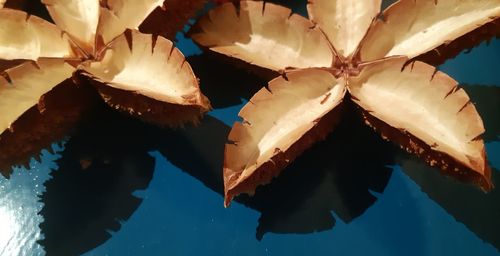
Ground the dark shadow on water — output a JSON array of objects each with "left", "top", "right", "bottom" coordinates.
[
  {"left": 188, "top": 53, "right": 265, "bottom": 109},
  {"left": 156, "top": 104, "right": 395, "bottom": 240},
  {"left": 238, "top": 111, "right": 395, "bottom": 240},
  {"left": 30, "top": 29, "right": 500, "bottom": 253},
  {"left": 385, "top": 82, "right": 500, "bottom": 251},
  {"left": 35, "top": 83, "right": 500, "bottom": 254},
  {"left": 397, "top": 84, "right": 500, "bottom": 251},
  {"left": 38, "top": 108, "right": 156, "bottom": 256},
  {"left": 398, "top": 158, "right": 500, "bottom": 250},
  {"left": 462, "top": 84, "right": 500, "bottom": 142}
]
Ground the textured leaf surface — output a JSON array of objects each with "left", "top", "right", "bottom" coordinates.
[
  {"left": 0, "top": 9, "right": 75, "bottom": 60},
  {"left": 307, "top": 0, "right": 381, "bottom": 58},
  {"left": 349, "top": 58, "right": 491, "bottom": 190},
  {"left": 0, "top": 58, "right": 75, "bottom": 135},
  {"left": 42, "top": 0, "right": 100, "bottom": 54},
  {"left": 224, "top": 69, "right": 346, "bottom": 206},
  {"left": 0, "top": 80, "right": 100, "bottom": 177},
  {"left": 191, "top": 1, "right": 334, "bottom": 72},
  {"left": 97, "top": 0, "right": 163, "bottom": 48},
  {"left": 82, "top": 30, "right": 210, "bottom": 126},
  {"left": 359, "top": 0, "right": 500, "bottom": 61}
]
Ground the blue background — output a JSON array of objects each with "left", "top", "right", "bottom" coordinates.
[{"left": 0, "top": 1, "right": 499, "bottom": 255}]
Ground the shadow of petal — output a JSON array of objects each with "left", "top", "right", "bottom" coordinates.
[
  {"left": 188, "top": 53, "right": 265, "bottom": 109},
  {"left": 397, "top": 156, "right": 500, "bottom": 250},
  {"left": 155, "top": 106, "right": 394, "bottom": 240},
  {"left": 37, "top": 108, "right": 156, "bottom": 256},
  {"left": 461, "top": 84, "right": 500, "bottom": 142},
  {"left": 238, "top": 112, "right": 395, "bottom": 239}
]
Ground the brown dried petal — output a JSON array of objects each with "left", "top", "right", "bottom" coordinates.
[
  {"left": 0, "top": 9, "right": 75, "bottom": 60},
  {"left": 224, "top": 69, "right": 346, "bottom": 206},
  {"left": 348, "top": 57, "right": 492, "bottom": 190},
  {"left": 307, "top": 0, "right": 381, "bottom": 58},
  {"left": 81, "top": 30, "right": 210, "bottom": 127},
  {"left": 96, "top": 0, "right": 163, "bottom": 49},
  {"left": 190, "top": 1, "right": 334, "bottom": 73},
  {"left": 0, "top": 59, "right": 75, "bottom": 134},
  {"left": 0, "top": 80, "right": 100, "bottom": 177},
  {"left": 42, "top": 0, "right": 100, "bottom": 55},
  {"left": 359, "top": 0, "right": 500, "bottom": 62},
  {"left": 0, "top": 59, "right": 87, "bottom": 176}
]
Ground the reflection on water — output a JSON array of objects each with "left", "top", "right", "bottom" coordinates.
[
  {"left": 0, "top": 205, "right": 21, "bottom": 256},
  {"left": 0, "top": 148, "right": 62, "bottom": 256}
]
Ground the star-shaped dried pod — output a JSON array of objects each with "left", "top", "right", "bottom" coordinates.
[
  {"left": 190, "top": 0, "right": 500, "bottom": 206},
  {"left": 0, "top": 0, "right": 211, "bottom": 176}
]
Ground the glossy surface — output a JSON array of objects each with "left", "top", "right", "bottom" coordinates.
[{"left": 0, "top": 1, "right": 499, "bottom": 255}]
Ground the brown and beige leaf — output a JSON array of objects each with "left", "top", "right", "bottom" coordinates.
[
  {"left": 42, "top": 0, "right": 100, "bottom": 54},
  {"left": 224, "top": 69, "right": 345, "bottom": 206},
  {"left": 191, "top": 0, "right": 499, "bottom": 205},
  {"left": 81, "top": 30, "right": 210, "bottom": 127},
  {"left": 0, "top": 9, "right": 76, "bottom": 60},
  {"left": 359, "top": 0, "right": 500, "bottom": 63},
  {"left": 349, "top": 58, "right": 492, "bottom": 190},
  {"left": 307, "top": 0, "right": 381, "bottom": 58},
  {"left": 97, "top": 0, "right": 164, "bottom": 48},
  {"left": 190, "top": 1, "right": 334, "bottom": 74}
]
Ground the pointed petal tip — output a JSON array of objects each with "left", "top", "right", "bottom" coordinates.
[
  {"left": 223, "top": 194, "right": 233, "bottom": 208},
  {"left": 480, "top": 165, "right": 494, "bottom": 192}
]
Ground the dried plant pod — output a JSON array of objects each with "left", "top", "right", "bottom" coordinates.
[
  {"left": 348, "top": 58, "right": 492, "bottom": 190},
  {"left": 224, "top": 69, "right": 346, "bottom": 206},
  {"left": 96, "top": 0, "right": 164, "bottom": 48},
  {"left": 190, "top": 1, "right": 334, "bottom": 73},
  {"left": 42, "top": 0, "right": 100, "bottom": 55},
  {"left": 307, "top": 0, "right": 381, "bottom": 58},
  {"left": 192, "top": 0, "right": 498, "bottom": 204},
  {"left": 359, "top": 0, "right": 500, "bottom": 62},
  {"left": 81, "top": 30, "right": 210, "bottom": 127},
  {"left": 0, "top": 9, "right": 75, "bottom": 60},
  {"left": 0, "top": 0, "right": 212, "bottom": 176}
]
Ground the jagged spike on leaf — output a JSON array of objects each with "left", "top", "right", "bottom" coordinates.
[
  {"left": 224, "top": 69, "right": 346, "bottom": 206},
  {"left": 190, "top": 1, "right": 334, "bottom": 73},
  {"left": 139, "top": 0, "right": 208, "bottom": 40},
  {"left": 0, "top": 9, "right": 75, "bottom": 60},
  {"left": 307, "top": 0, "right": 381, "bottom": 58},
  {"left": 96, "top": 0, "right": 163, "bottom": 49},
  {"left": 348, "top": 57, "right": 492, "bottom": 190},
  {"left": 81, "top": 30, "right": 210, "bottom": 127},
  {"left": 42, "top": 0, "right": 100, "bottom": 55},
  {"left": 0, "top": 59, "right": 89, "bottom": 176},
  {"left": 0, "top": 59, "right": 75, "bottom": 134},
  {"left": 359, "top": 0, "right": 500, "bottom": 62}
]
